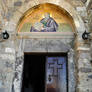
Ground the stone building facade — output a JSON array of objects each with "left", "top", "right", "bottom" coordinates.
[{"left": 0, "top": 0, "right": 92, "bottom": 92}]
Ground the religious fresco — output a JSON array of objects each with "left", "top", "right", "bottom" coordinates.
[
  {"left": 30, "top": 13, "right": 58, "bottom": 32},
  {"left": 18, "top": 3, "right": 74, "bottom": 32},
  {"left": 20, "top": 22, "right": 72, "bottom": 32}
]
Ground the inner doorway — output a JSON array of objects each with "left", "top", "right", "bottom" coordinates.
[{"left": 21, "top": 53, "right": 67, "bottom": 92}]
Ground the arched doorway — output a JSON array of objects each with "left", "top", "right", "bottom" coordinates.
[
  {"left": 12, "top": 3, "right": 76, "bottom": 92},
  {"left": 17, "top": 3, "right": 75, "bottom": 33},
  {"left": 22, "top": 53, "right": 67, "bottom": 92}
]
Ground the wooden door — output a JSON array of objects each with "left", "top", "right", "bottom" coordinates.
[{"left": 46, "top": 56, "right": 67, "bottom": 92}]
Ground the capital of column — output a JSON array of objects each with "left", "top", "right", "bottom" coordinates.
[{"left": 74, "top": 34, "right": 90, "bottom": 52}]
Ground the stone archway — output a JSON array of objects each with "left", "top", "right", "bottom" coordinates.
[
  {"left": 11, "top": 1, "right": 86, "bottom": 92},
  {"left": 8, "top": 1, "right": 86, "bottom": 34}
]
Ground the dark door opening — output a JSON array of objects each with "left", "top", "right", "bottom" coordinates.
[
  {"left": 21, "top": 53, "right": 67, "bottom": 92},
  {"left": 21, "top": 54, "right": 46, "bottom": 92}
]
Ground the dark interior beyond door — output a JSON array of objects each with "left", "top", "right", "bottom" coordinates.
[{"left": 21, "top": 54, "right": 46, "bottom": 92}]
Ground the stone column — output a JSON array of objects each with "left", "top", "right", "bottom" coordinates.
[
  {"left": 75, "top": 35, "right": 92, "bottom": 92},
  {"left": 12, "top": 39, "right": 24, "bottom": 92},
  {"left": 68, "top": 49, "right": 76, "bottom": 92}
]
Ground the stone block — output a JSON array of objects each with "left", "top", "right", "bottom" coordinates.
[
  {"left": 0, "top": 54, "right": 15, "bottom": 61},
  {"left": 24, "top": 39, "right": 47, "bottom": 52},
  {"left": 88, "top": 75, "right": 92, "bottom": 79},
  {"left": 0, "top": 88, "right": 5, "bottom": 92},
  {"left": 31, "top": 39, "right": 47, "bottom": 52},
  {"left": 5, "top": 48, "right": 15, "bottom": 53},
  {"left": 79, "top": 67, "right": 92, "bottom": 73},
  {"left": 79, "top": 52, "right": 90, "bottom": 59},
  {"left": 14, "top": 1, "right": 22, "bottom": 6},
  {"left": 47, "top": 39, "right": 70, "bottom": 52},
  {"left": 76, "top": 7, "right": 86, "bottom": 12},
  {"left": 0, "top": 80, "right": 2, "bottom": 87},
  {"left": 24, "top": 0, "right": 30, "bottom": 3},
  {"left": 76, "top": 7, "right": 87, "bottom": 17},
  {"left": 81, "top": 0, "right": 87, "bottom": 4}
]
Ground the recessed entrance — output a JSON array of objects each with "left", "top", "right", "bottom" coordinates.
[{"left": 21, "top": 53, "right": 67, "bottom": 92}]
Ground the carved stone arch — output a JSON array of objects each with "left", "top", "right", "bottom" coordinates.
[{"left": 10, "top": 1, "right": 86, "bottom": 34}]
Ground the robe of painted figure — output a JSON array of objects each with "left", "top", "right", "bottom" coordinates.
[
  {"left": 40, "top": 17, "right": 58, "bottom": 32},
  {"left": 30, "top": 17, "right": 58, "bottom": 32}
]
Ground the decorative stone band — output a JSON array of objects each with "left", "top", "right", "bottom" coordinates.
[
  {"left": 17, "top": 32, "right": 74, "bottom": 39},
  {"left": 76, "top": 47, "right": 90, "bottom": 51}
]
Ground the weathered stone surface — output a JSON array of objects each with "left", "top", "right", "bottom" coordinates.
[
  {"left": 24, "top": 39, "right": 47, "bottom": 52},
  {"left": 88, "top": 75, "right": 92, "bottom": 79},
  {"left": 5, "top": 61, "right": 13, "bottom": 68},
  {"left": 24, "top": 0, "right": 30, "bottom": 3},
  {"left": 78, "top": 52, "right": 90, "bottom": 59},
  {"left": 0, "top": 54, "right": 15, "bottom": 61},
  {"left": 79, "top": 68, "right": 92, "bottom": 73},
  {"left": 12, "top": 56, "right": 24, "bottom": 92},
  {"left": 81, "top": 0, "right": 87, "bottom": 4},
  {"left": 14, "top": 1, "right": 22, "bottom": 6},
  {"left": 0, "top": 88, "right": 5, "bottom": 92},
  {"left": 76, "top": 6, "right": 87, "bottom": 17},
  {"left": 47, "top": 39, "right": 70, "bottom": 52},
  {"left": 6, "top": 9, "right": 13, "bottom": 21},
  {"left": 68, "top": 49, "right": 76, "bottom": 92},
  {"left": 0, "top": 80, "right": 3, "bottom": 88},
  {"left": 24, "top": 38, "right": 71, "bottom": 52}
]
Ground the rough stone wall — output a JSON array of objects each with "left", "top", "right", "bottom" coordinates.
[
  {"left": 76, "top": 49, "right": 92, "bottom": 92},
  {"left": 0, "top": 39, "right": 16, "bottom": 92},
  {"left": 0, "top": 0, "right": 92, "bottom": 92}
]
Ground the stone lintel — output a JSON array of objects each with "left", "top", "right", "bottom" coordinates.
[{"left": 17, "top": 32, "right": 74, "bottom": 39}]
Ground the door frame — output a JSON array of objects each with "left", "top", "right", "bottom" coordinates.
[
  {"left": 22, "top": 53, "right": 67, "bottom": 92},
  {"left": 12, "top": 50, "right": 76, "bottom": 92}
]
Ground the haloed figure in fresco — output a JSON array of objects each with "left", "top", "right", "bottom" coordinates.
[{"left": 30, "top": 13, "right": 58, "bottom": 32}]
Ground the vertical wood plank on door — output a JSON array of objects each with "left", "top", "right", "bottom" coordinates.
[{"left": 46, "top": 56, "right": 67, "bottom": 92}]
